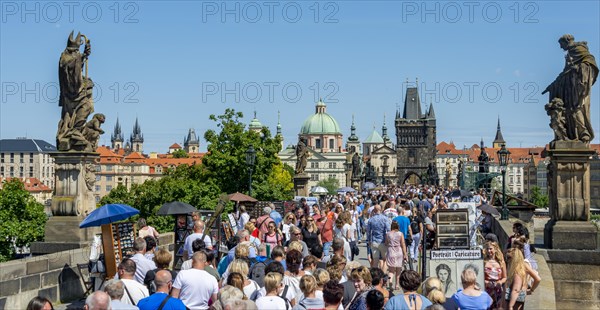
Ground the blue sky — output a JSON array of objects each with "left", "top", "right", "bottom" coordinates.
[{"left": 1, "top": 1, "right": 599, "bottom": 152}]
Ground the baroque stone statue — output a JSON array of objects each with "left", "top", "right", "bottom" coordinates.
[
  {"left": 57, "top": 31, "right": 102, "bottom": 152},
  {"left": 543, "top": 34, "right": 598, "bottom": 144},
  {"left": 426, "top": 162, "right": 438, "bottom": 186},
  {"left": 295, "top": 138, "right": 309, "bottom": 174},
  {"left": 478, "top": 147, "right": 489, "bottom": 173},
  {"left": 545, "top": 98, "right": 568, "bottom": 141},
  {"left": 351, "top": 152, "right": 361, "bottom": 178}
]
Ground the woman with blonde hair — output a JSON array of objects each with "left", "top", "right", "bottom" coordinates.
[
  {"left": 295, "top": 275, "right": 325, "bottom": 309},
  {"left": 282, "top": 212, "right": 296, "bottom": 241},
  {"left": 505, "top": 248, "right": 540, "bottom": 310},
  {"left": 313, "top": 268, "right": 330, "bottom": 298},
  {"left": 421, "top": 277, "right": 459, "bottom": 310},
  {"left": 256, "top": 272, "right": 291, "bottom": 309},
  {"left": 484, "top": 241, "right": 507, "bottom": 309},
  {"left": 302, "top": 214, "right": 321, "bottom": 251},
  {"left": 228, "top": 259, "right": 260, "bottom": 299}
]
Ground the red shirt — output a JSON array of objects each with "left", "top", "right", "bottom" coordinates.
[{"left": 320, "top": 217, "right": 334, "bottom": 243}]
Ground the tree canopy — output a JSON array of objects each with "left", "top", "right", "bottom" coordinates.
[{"left": 0, "top": 179, "right": 47, "bottom": 262}]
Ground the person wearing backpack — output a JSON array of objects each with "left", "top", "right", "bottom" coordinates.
[
  {"left": 256, "top": 272, "right": 293, "bottom": 310},
  {"left": 251, "top": 261, "right": 296, "bottom": 306},
  {"left": 408, "top": 208, "right": 423, "bottom": 266}
]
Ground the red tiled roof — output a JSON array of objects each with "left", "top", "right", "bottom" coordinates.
[
  {"left": 169, "top": 143, "right": 182, "bottom": 149},
  {"left": 0, "top": 177, "right": 52, "bottom": 192}
]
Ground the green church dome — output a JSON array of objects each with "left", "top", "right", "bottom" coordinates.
[
  {"left": 300, "top": 100, "right": 342, "bottom": 135},
  {"left": 249, "top": 111, "right": 263, "bottom": 130}
]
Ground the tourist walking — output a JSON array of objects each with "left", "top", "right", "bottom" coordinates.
[{"left": 385, "top": 221, "right": 407, "bottom": 290}]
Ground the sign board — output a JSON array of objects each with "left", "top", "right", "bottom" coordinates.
[
  {"left": 228, "top": 214, "right": 238, "bottom": 234},
  {"left": 431, "top": 250, "right": 482, "bottom": 260}
]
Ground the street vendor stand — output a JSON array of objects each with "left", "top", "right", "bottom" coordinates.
[{"left": 79, "top": 203, "right": 140, "bottom": 284}]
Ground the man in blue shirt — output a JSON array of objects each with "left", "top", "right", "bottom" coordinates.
[
  {"left": 137, "top": 270, "right": 186, "bottom": 310},
  {"left": 367, "top": 205, "right": 391, "bottom": 269},
  {"left": 392, "top": 206, "right": 411, "bottom": 239}
]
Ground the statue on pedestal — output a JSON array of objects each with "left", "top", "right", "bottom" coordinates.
[
  {"left": 543, "top": 34, "right": 598, "bottom": 144},
  {"left": 57, "top": 31, "right": 104, "bottom": 152},
  {"left": 478, "top": 148, "right": 489, "bottom": 173},
  {"left": 295, "top": 138, "right": 308, "bottom": 175},
  {"left": 351, "top": 151, "right": 361, "bottom": 179}
]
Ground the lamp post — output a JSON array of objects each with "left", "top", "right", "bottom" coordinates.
[
  {"left": 497, "top": 144, "right": 511, "bottom": 220},
  {"left": 245, "top": 145, "right": 256, "bottom": 197}
]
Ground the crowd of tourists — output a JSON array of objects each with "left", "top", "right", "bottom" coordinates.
[{"left": 26, "top": 185, "right": 541, "bottom": 310}]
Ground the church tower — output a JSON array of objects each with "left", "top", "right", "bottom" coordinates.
[
  {"left": 346, "top": 115, "right": 361, "bottom": 154},
  {"left": 395, "top": 81, "right": 437, "bottom": 184},
  {"left": 184, "top": 128, "right": 200, "bottom": 153},
  {"left": 111, "top": 117, "right": 124, "bottom": 150},
  {"left": 130, "top": 118, "right": 144, "bottom": 153},
  {"left": 492, "top": 117, "right": 506, "bottom": 148}
]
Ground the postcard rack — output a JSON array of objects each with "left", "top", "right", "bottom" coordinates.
[
  {"left": 435, "top": 210, "right": 470, "bottom": 249},
  {"left": 101, "top": 222, "right": 136, "bottom": 278}
]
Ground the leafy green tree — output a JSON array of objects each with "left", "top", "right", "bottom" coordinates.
[
  {"left": 0, "top": 179, "right": 47, "bottom": 262},
  {"left": 202, "top": 108, "right": 289, "bottom": 200},
  {"left": 318, "top": 177, "right": 340, "bottom": 195},
  {"left": 530, "top": 186, "right": 549, "bottom": 208},
  {"left": 172, "top": 149, "right": 189, "bottom": 158}
]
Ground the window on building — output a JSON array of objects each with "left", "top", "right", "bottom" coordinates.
[
  {"left": 19, "top": 153, "right": 24, "bottom": 163},
  {"left": 9, "top": 166, "right": 14, "bottom": 177},
  {"left": 0, "top": 166, "right": 4, "bottom": 175},
  {"left": 0, "top": 153, "right": 4, "bottom": 163},
  {"left": 29, "top": 167, "right": 33, "bottom": 177},
  {"left": 106, "top": 176, "right": 112, "bottom": 182},
  {"left": 95, "top": 185, "right": 101, "bottom": 192},
  {"left": 10, "top": 153, "right": 14, "bottom": 163},
  {"left": 106, "top": 165, "right": 113, "bottom": 172},
  {"left": 96, "top": 175, "right": 101, "bottom": 181},
  {"left": 329, "top": 139, "right": 334, "bottom": 150},
  {"left": 315, "top": 139, "right": 321, "bottom": 149},
  {"left": 29, "top": 153, "right": 34, "bottom": 163},
  {"left": 310, "top": 162, "right": 317, "bottom": 169},
  {"left": 106, "top": 185, "right": 112, "bottom": 191},
  {"left": 95, "top": 196, "right": 101, "bottom": 203}
]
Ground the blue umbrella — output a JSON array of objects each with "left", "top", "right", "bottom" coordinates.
[{"left": 79, "top": 204, "right": 140, "bottom": 228}]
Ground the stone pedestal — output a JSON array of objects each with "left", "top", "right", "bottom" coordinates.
[
  {"left": 32, "top": 152, "right": 100, "bottom": 255},
  {"left": 293, "top": 174, "right": 310, "bottom": 197},
  {"left": 51, "top": 152, "right": 99, "bottom": 217},
  {"left": 544, "top": 141, "right": 599, "bottom": 250},
  {"left": 351, "top": 177, "right": 361, "bottom": 192},
  {"left": 544, "top": 220, "right": 599, "bottom": 250}
]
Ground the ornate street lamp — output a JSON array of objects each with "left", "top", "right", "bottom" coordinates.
[
  {"left": 245, "top": 145, "right": 256, "bottom": 196},
  {"left": 497, "top": 144, "right": 511, "bottom": 220}
]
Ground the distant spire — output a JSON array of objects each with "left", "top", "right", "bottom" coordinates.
[
  {"left": 130, "top": 117, "right": 144, "bottom": 143},
  {"left": 493, "top": 116, "right": 506, "bottom": 147},
  {"left": 427, "top": 100, "right": 436, "bottom": 119},
  {"left": 480, "top": 137, "right": 484, "bottom": 148},
  {"left": 276, "top": 111, "right": 282, "bottom": 136},
  {"left": 111, "top": 117, "right": 124, "bottom": 143},
  {"left": 382, "top": 113, "right": 390, "bottom": 143},
  {"left": 348, "top": 114, "right": 359, "bottom": 142}
]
